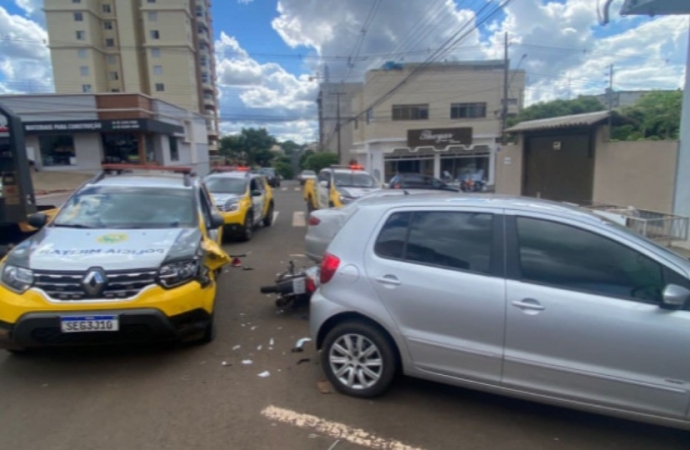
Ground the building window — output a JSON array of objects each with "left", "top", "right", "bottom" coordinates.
[
  {"left": 109, "top": 71, "right": 119, "bottom": 80},
  {"left": 153, "top": 65, "right": 163, "bottom": 75},
  {"left": 169, "top": 137, "right": 179, "bottom": 162},
  {"left": 354, "top": 119, "right": 358, "bottom": 130},
  {"left": 111, "top": 89, "right": 120, "bottom": 92},
  {"left": 39, "top": 135, "right": 76, "bottom": 167},
  {"left": 450, "top": 102, "right": 487, "bottom": 119},
  {"left": 76, "top": 31, "right": 86, "bottom": 40},
  {"left": 196, "top": 6, "right": 203, "bottom": 17},
  {"left": 82, "top": 84, "right": 92, "bottom": 93},
  {"left": 150, "top": 30, "right": 160, "bottom": 39},
  {"left": 102, "top": 134, "right": 141, "bottom": 164},
  {"left": 74, "top": 12, "right": 83, "bottom": 21},
  {"left": 392, "top": 104, "right": 429, "bottom": 121},
  {"left": 148, "top": 12, "right": 157, "bottom": 21},
  {"left": 151, "top": 47, "right": 161, "bottom": 58},
  {"left": 366, "top": 108, "right": 373, "bottom": 124},
  {"left": 105, "top": 38, "right": 115, "bottom": 47},
  {"left": 147, "top": 0, "right": 156, "bottom": 3},
  {"left": 201, "top": 72, "right": 210, "bottom": 83},
  {"left": 155, "top": 83, "right": 165, "bottom": 92},
  {"left": 107, "top": 55, "right": 116, "bottom": 64},
  {"left": 72, "top": 0, "right": 81, "bottom": 3},
  {"left": 200, "top": 56, "right": 207, "bottom": 67},
  {"left": 102, "top": 4, "right": 111, "bottom": 13},
  {"left": 78, "top": 49, "right": 88, "bottom": 59},
  {"left": 104, "top": 21, "right": 113, "bottom": 30},
  {"left": 80, "top": 66, "right": 89, "bottom": 76}
]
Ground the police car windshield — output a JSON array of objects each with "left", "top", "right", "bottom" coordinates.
[
  {"left": 205, "top": 177, "right": 248, "bottom": 194},
  {"left": 334, "top": 172, "right": 377, "bottom": 188},
  {"left": 53, "top": 186, "right": 197, "bottom": 229}
]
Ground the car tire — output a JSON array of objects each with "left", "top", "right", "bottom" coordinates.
[
  {"left": 263, "top": 202, "right": 274, "bottom": 227},
  {"left": 6, "top": 347, "right": 28, "bottom": 356},
  {"left": 195, "top": 314, "right": 216, "bottom": 345},
  {"left": 321, "top": 321, "right": 397, "bottom": 398},
  {"left": 241, "top": 213, "right": 253, "bottom": 241}
]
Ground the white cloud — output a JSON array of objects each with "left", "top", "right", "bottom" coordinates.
[
  {"left": 0, "top": 5, "right": 53, "bottom": 93},
  {"left": 237, "top": 0, "right": 254, "bottom": 4}
]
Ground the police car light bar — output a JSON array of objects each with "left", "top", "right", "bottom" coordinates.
[
  {"left": 330, "top": 164, "right": 364, "bottom": 170},
  {"left": 211, "top": 165, "right": 251, "bottom": 173},
  {"left": 101, "top": 164, "right": 194, "bottom": 174}
]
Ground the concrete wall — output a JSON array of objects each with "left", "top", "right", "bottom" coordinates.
[
  {"left": 593, "top": 133, "right": 678, "bottom": 213},
  {"left": 495, "top": 140, "right": 524, "bottom": 196},
  {"left": 73, "top": 133, "right": 104, "bottom": 170}
]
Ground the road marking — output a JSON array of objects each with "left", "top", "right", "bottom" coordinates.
[
  {"left": 294, "top": 187, "right": 300, "bottom": 191},
  {"left": 261, "top": 406, "right": 424, "bottom": 450},
  {"left": 281, "top": 188, "right": 288, "bottom": 191},
  {"left": 272, "top": 211, "right": 279, "bottom": 225},
  {"left": 292, "top": 211, "right": 306, "bottom": 227}
]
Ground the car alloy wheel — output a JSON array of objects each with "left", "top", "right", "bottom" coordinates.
[
  {"left": 242, "top": 214, "right": 253, "bottom": 241},
  {"left": 321, "top": 322, "right": 397, "bottom": 398}
]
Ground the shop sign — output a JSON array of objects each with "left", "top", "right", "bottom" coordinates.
[
  {"left": 407, "top": 127, "right": 473, "bottom": 150},
  {"left": 23, "top": 119, "right": 183, "bottom": 135}
]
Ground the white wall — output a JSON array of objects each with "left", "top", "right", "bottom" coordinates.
[
  {"left": 74, "top": 133, "right": 103, "bottom": 170},
  {"left": 0, "top": 95, "right": 98, "bottom": 122}
]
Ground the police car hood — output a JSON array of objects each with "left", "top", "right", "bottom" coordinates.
[
  {"left": 211, "top": 193, "right": 241, "bottom": 207},
  {"left": 8, "top": 227, "right": 202, "bottom": 272},
  {"left": 337, "top": 187, "right": 381, "bottom": 198}
]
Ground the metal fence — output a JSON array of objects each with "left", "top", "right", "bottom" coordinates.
[{"left": 580, "top": 202, "right": 689, "bottom": 245}]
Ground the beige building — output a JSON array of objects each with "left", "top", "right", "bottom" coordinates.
[
  {"left": 44, "top": 0, "right": 219, "bottom": 151},
  {"left": 348, "top": 61, "right": 525, "bottom": 185}
]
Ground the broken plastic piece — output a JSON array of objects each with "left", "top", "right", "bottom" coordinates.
[
  {"left": 221, "top": 361, "right": 231, "bottom": 367},
  {"left": 257, "top": 345, "right": 263, "bottom": 351},
  {"left": 291, "top": 337, "right": 312, "bottom": 352},
  {"left": 297, "top": 358, "right": 311, "bottom": 365},
  {"left": 258, "top": 371, "right": 270, "bottom": 378},
  {"left": 269, "top": 338, "right": 274, "bottom": 346},
  {"left": 242, "top": 360, "right": 253, "bottom": 365},
  {"left": 232, "top": 345, "right": 241, "bottom": 351}
]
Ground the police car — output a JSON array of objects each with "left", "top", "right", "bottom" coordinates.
[{"left": 0, "top": 165, "right": 230, "bottom": 352}]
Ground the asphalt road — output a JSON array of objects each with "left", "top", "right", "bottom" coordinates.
[{"left": 2, "top": 181, "right": 689, "bottom": 450}]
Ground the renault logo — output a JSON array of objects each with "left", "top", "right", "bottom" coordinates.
[{"left": 82, "top": 268, "right": 107, "bottom": 297}]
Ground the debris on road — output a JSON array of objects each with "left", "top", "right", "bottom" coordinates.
[
  {"left": 269, "top": 338, "right": 275, "bottom": 346},
  {"left": 251, "top": 326, "right": 258, "bottom": 331},
  {"left": 242, "top": 360, "right": 253, "bottom": 365},
  {"left": 292, "top": 337, "right": 312, "bottom": 353},
  {"left": 296, "top": 358, "right": 311, "bottom": 365},
  {"left": 317, "top": 381, "right": 332, "bottom": 395},
  {"left": 257, "top": 345, "right": 263, "bottom": 351},
  {"left": 221, "top": 361, "right": 231, "bottom": 367},
  {"left": 232, "top": 345, "right": 241, "bottom": 351},
  {"left": 258, "top": 371, "right": 270, "bottom": 378}
]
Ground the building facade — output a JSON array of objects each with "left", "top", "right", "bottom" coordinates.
[
  {"left": 44, "top": 0, "right": 220, "bottom": 152},
  {"left": 348, "top": 61, "right": 526, "bottom": 186},
  {"left": 317, "top": 82, "right": 362, "bottom": 162},
  {"left": 0, "top": 93, "right": 211, "bottom": 176}
]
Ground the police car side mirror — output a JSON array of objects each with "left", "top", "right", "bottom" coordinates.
[
  {"left": 28, "top": 213, "right": 48, "bottom": 229},
  {"left": 210, "top": 213, "right": 224, "bottom": 229}
]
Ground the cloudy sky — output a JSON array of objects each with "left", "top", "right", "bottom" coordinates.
[{"left": 1, "top": 0, "right": 688, "bottom": 143}]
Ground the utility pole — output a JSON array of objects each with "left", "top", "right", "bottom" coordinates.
[
  {"left": 331, "top": 92, "right": 346, "bottom": 162},
  {"left": 607, "top": 64, "right": 614, "bottom": 136},
  {"left": 501, "top": 32, "right": 509, "bottom": 144}
]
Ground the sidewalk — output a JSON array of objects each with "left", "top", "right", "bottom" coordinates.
[{"left": 32, "top": 170, "right": 96, "bottom": 196}]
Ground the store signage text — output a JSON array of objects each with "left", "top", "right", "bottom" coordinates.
[{"left": 408, "top": 127, "right": 473, "bottom": 149}]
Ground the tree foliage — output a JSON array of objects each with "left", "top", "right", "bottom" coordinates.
[
  {"left": 280, "top": 140, "right": 301, "bottom": 156},
  {"left": 509, "top": 96, "right": 605, "bottom": 127},
  {"left": 299, "top": 149, "right": 315, "bottom": 169},
  {"left": 275, "top": 161, "right": 294, "bottom": 180},
  {"left": 304, "top": 152, "right": 339, "bottom": 172},
  {"left": 219, "top": 128, "right": 277, "bottom": 166},
  {"left": 612, "top": 90, "right": 682, "bottom": 141}
]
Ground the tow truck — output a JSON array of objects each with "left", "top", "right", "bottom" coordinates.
[
  {"left": 303, "top": 164, "right": 381, "bottom": 211},
  {"left": 0, "top": 103, "right": 56, "bottom": 258}
]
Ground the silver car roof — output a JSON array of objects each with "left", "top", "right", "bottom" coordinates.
[{"left": 89, "top": 174, "right": 195, "bottom": 190}]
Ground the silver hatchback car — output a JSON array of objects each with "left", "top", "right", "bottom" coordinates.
[{"left": 310, "top": 194, "right": 690, "bottom": 430}]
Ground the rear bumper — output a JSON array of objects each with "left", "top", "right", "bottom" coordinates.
[{"left": 0, "top": 308, "right": 211, "bottom": 348}]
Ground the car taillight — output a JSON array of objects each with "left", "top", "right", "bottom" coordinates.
[
  {"left": 306, "top": 276, "right": 316, "bottom": 293},
  {"left": 394, "top": 184, "right": 401, "bottom": 189},
  {"left": 320, "top": 253, "right": 340, "bottom": 284},
  {"left": 308, "top": 215, "right": 321, "bottom": 226}
]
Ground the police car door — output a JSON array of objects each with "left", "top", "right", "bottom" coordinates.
[
  {"left": 199, "top": 185, "right": 221, "bottom": 244},
  {"left": 250, "top": 177, "right": 265, "bottom": 223}
]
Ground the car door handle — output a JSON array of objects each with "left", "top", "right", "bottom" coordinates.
[
  {"left": 511, "top": 299, "right": 545, "bottom": 311},
  {"left": 376, "top": 275, "right": 401, "bottom": 286}
]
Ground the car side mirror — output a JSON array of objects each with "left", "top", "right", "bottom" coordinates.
[
  {"left": 28, "top": 213, "right": 48, "bottom": 229},
  {"left": 210, "top": 213, "right": 224, "bottom": 229},
  {"left": 319, "top": 180, "right": 330, "bottom": 188},
  {"left": 251, "top": 190, "right": 262, "bottom": 197},
  {"left": 661, "top": 284, "right": 690, "bottom": 310}
]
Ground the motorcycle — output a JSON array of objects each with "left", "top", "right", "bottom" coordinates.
[{"left": 260, "top": 260, "right": 320, "bottom": 310}]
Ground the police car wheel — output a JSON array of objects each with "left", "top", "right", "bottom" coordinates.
[
  {"left": 263, "top": 203, "right": 274, "bottom": 227},
  {"left": 193, "top": 315, "right": 216, "bottom": 345},
  {"left": 242, "top": 214, "right": 253, "bottom": 241}
]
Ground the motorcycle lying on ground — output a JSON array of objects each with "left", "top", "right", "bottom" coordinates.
[{"left": 260, "top": 260, "right": 320, "bottom": 310}]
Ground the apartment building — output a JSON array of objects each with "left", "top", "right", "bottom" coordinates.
[
  {"left": 348, "top": 61, "right": 526, "bottom": 186},
  {"left": 317, "top": 82, "right": 363, "bottom": 161},
  {"left": 44, "top": 0, "right": 220, "bottom": 151}
]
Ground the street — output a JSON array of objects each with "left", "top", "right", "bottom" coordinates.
[{"left": 2, "top": 181, "right": 688, "bottom": 450}]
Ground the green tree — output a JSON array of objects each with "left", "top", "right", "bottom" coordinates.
[
  {"left": 615, "top": 90, "right": 683, "bottom": 140},
  {"left": 509, "top": 96, "right": 606, "bottom": 127},
  {"left": 299, "top": 149, "right": 315, "bottom": 169},
  {"left": 274, "top": 161, "right": 295, "bottom": 180},
  {"left": 219, "top": 128, "right": 277, "bottom": 166},
  {"left": 304, "top": 152, "right": 339, "bottom": 172},
  {"left": 280, "top": 140, "right": 300, "bottom": 156}
]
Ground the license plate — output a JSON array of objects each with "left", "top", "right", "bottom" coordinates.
[
  {"left": 292, "top": 277, "right": 306, "bottom": 295},
  {"left": 60, "top": 316, "right": 119, "bottom": 333}
]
